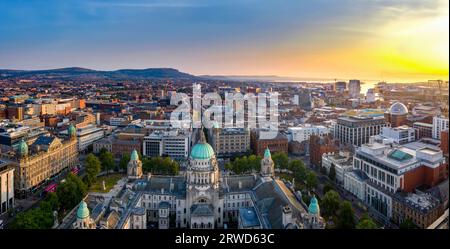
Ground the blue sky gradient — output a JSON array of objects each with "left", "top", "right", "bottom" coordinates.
[{"left": 0, "top": 0, "right": 448, "bottom": 81}]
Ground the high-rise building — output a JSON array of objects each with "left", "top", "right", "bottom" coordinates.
[
  {"left": 334, "top": 81, "right": 346, "bottom": 93},
  {"left": 366, "top": 88, "right": 376, "bottom": 103},
  {"left": 432, "top": 116, "right": 449, "bottom": 140},
  {"left": 348, "top": 80, "right": 361, "bottom": 98}
]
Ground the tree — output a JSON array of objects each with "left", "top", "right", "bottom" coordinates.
[
  {"left": 143, "top": 156, "right": 180, "bottom": 175},
  {"left": 291, "top": 160, "right": 307, "bottom": 182},
  {"left": 321, "top": 190, "right": 341, "bottom": 217},
  {"left": 329, "top": 164, "right": 336, "bottom": 181},
  {"left": 337, "top": 201, "right": 356, "bottom": 229},
  {"left": 323, "top": 183, "right": 334, "bottom": 194},
  {"left": 399, "top": 218, "right": 417, "bottom": 229},
  {"left": 356, "top": 214, "right": 378, "bottom": 229},
  {"left": 44, "top": 192, "right": 60, "bottom": 211},
  {"left": 118, "top": 154, "right": 130, "bottom": 171},
  {"left": 306, "top": 171, "right": 318, "bottom": 189},
  {"left": 272, "top": 152, "right": 289, "bottom": 169},
  {"left": 100, "top": 151, "right": 115, "bottom": 175},
  {"left": 56, "top": 173, "right": 87, "bottom": 211},
  {"left": 225, "top": 162, "right": 233, "bottom": 172},
  {"left": 85, "top": 153, "right": 101, "bottom": 186}
]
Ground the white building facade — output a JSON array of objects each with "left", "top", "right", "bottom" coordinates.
[{"left": 432, "top": 116, "right": 449, "bottom": 140}]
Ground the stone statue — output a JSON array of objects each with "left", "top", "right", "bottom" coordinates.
[
  {"left": 52, "top": 210, "right": 59, "bottom": 228},
  {"left": 102, "top": 180, "right": 106, "bottom": 191}
]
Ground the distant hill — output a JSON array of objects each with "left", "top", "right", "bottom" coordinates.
[{"left": 0, "top": 67, "right": 198, "bottom": 80}]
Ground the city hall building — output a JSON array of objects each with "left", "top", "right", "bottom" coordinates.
[{"left": 70, "top": 131, "right": 325, "bottom": 229}]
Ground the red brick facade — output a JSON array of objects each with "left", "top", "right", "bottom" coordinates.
[
  {"left": 251, "top": 132, "right": 288, "bottom": 156},
  {"left": 403, "top": 163, "right": 448, "bottom": 192},
  {"left": 309, "top": 134, "right": 337, "bottom": 167}
]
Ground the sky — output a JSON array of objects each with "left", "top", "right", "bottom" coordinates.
[{"left": 0, "top": 0, "right": 448, "bottom": 82}]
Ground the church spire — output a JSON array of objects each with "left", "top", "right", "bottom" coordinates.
[{"left": 199, "top": 128, "right": 207, "bottom": 144}]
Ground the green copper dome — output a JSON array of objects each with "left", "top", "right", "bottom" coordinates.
[
  {"left": 77, "top": 201, "right": 90, "bottom": 219},
  {"left": 130, "top": 149, "right": 139, "bottom": 161},
  {"left": 264, "top": 147, "right": 271, "bottom": 158},
  {"left": 18, "top": 139, "right": 28, "bottom": 157},
  {"left": 190, "top": 129, "right": 215, "bottom": 160},
  {"left": 190, "top": 143, "right": 215, "bottom": 160},
  {"left": 308, "top": 196, "right": 320, "bottom": 215},
  {"left": 68, "top": 124, "right": 76, "bottom": 137}
]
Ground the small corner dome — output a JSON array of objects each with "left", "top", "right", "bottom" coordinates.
[
  {"left": 68, "top": 124, "right": 76, "bottom": 136},
  {"left": 18, "top": 139, "right": 28, "bottom": 156},
  {"left": 77, "top": 201, "right": 90, "bottom": 219},
  {"left": 264, "top": 148, "right": 271, "bottom": 159},
  {"left": 389, "top": 102, "right": 408, "bottom": 115},
  {"left": 308, "top": 196, "right": 320, "bottom": 215},
  {"left": 130, "top": 149, "right": 139, "bottom": 161}
]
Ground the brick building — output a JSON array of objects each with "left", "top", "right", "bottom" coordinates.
[
  {"left": 251, "top": 131, "right": 288, "bottom": 157},
  {"left": 309, "top": 134, "right": 337, "bottom": 168}
]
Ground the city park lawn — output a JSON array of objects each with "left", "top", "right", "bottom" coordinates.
[{"left": 89, "top": 173, "right": 125, "bottom": 193}]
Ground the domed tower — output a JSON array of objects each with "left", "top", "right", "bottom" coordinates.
[
  {"left": 260, "top": 147, "right": 275, "bottom": 178},
  {"left": 18, "top": 139, "right": 28, "bottom": 158},
  {"left": 185, "top": 129, "right": 221, "bottom": 229},
  {"left": 68, "top": 124, "right": 77, "bottom": 140},
  {"left": 73, "top": 201, "right": 96, "bottom": 229},
  {"left": 127, "top": 149, "right": 143, "bottom": 180},
  {"left": 304, "top": 195, "right": 325, "bottom": 229},
  {"left": 387, "top": 102, "right": 408, "bottom": 127}
]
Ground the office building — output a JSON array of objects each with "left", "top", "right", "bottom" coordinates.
[
  {"left": 143, "top": 130, "right": 191, "bottom": 160},
  {"left": 348, "top": 80, "right": 361, "bottom": 98},
  {"left": 210, "top": 128, "right": 250, "bottom": 158},
  {"left": 287, "top": 125, "right": 330, "bottom": 143},
  {"left": 334, "top": 115, "right": 388, "bottom": 146},
  {"left": 351, "top": 140, "right": 447, "bottom": 219},
  {"left": 432, "top": 116, "right": 449, "bottom": 140}
]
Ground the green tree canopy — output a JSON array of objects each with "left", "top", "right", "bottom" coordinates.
[
  {"left": 306, "top": 171, "right": 318, "bottom": 189},
  {"left": 57, "top": 173, "right": 87, "bottom": 211},
  {"left": 337, "top": 201, "right": 356, "bottom": 229},
  {"left": 85, "top": 153, "right": 101, "bottom": 186},
  {"left": 272, "top": 152, "right": 289, "bottom": 169},
  {"left": 323, "top": 183, "right": 334, "bottom": 194},
  {"left": 142, "top": 156, "right": 180, "bottom": 175},
  {"left": 356, "top": 214, "right": 378, "bottom": 229},
  {"left": 99, "top": 151, "right": 115, "bottom": 174},
  {"left": 119, "top": 153, "right": 130, "bottom": 171},
  {"left": 321, "top": 190, "right": 341, "bottom": 217}
]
